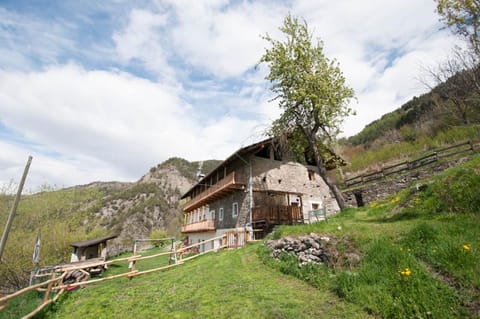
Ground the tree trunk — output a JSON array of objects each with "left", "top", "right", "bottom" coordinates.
[{"left": 305, "top": 132, "right": 346, "bottom": 210}]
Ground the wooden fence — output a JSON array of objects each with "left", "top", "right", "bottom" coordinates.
[
  {"left": 0, "top": 231, "right": 250, "bottom": 318},
  {"left": 344, "top": 140, "right": 476, "bottom": 188}
]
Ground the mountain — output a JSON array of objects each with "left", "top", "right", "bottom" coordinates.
[{"left": 0, "top": 157, "right": 221, "bottom": 291}]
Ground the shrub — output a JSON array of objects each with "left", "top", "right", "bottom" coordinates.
[{"left": 418, "top": 160, "right": 480, "bottom": 214}]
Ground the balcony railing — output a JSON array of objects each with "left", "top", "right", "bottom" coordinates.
[
  {"left": 252, "top": 205, "right": 303, "bottom": 226},
  {"left": 183, "top": 172, "right": 246, "bottom": 211},
  {"left": 181, "top": 219, "right": 215, "bottom": 233}
]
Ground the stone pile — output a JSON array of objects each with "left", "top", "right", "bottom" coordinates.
[{"left": 266, "top": 233, "right": 333, "bottom": 266}]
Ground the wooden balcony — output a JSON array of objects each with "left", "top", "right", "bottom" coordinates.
[
  {"left": 181, "top": 219, "right": 216, "bottom": 233},
  {"left": 183, "top": 172, "right": 246, "bottom": 212},
  {"left": 252, "top": 205, "right": 303, "bottom": 227}
]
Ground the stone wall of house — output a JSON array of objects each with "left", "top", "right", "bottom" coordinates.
[
  {"left": 249, "top": 156, "right": 340, "bottom": 215},
  {"left": 343, "top": 156, "right": 472, "bottom": 207}
]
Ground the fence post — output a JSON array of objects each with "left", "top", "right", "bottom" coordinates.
[
  {"left": 43, "top": 272, "right": 56, "bottom": 303},
  {"left": 129, "top": 240, "right": 137, "bottom": 278},
  {"left": 0, "top": 293, "right": 6, "bottom": 311}
]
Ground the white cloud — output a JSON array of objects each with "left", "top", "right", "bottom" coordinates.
[
  {"left": 0, "top": 64, "right": 264, "bottom": 190},
  {"left": 165, "top": 0, "right": 286, "bottom": 78},
  {"left": 113, "top": 9, "right": 176, "bottom": 83}
]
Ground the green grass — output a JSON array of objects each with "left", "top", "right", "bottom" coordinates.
[
  {"left": 261, "top": 207, "right": 479, "bottom": 318},
  {"left": 255, "top": 156, "right": 480, "bottom": 318},
  {"left": 38, "top": 244, "right": 371, "bottom": 319},
  {"left": 0, "top": 290, "right": 41, "bottom": 319}
]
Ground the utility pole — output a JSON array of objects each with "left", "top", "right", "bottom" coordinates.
[{"left": 0, "top": 156, "right": 32, "bottom": 261}]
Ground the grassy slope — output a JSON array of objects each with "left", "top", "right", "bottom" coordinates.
[
  {"left": 262, "top": 155, "right": 480, "bottom": 318},
  {"left": 39, "top": 245, "right": 371, "bottom": 319}
]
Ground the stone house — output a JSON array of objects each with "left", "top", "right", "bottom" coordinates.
[{"left": 180, "top": 138, "right": 341, "bottom": 251}]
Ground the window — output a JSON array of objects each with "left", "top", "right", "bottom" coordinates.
[
  {"left": 308, "top": 169, "right": 316, "bottom": 181},
  {"left": 232, "top": 202, "right": 239, "bottom": 218},
  {"left": 211, "top": 210, "right": 215, "bottom": 220},
  {"left": 219, "top": 207, "right": 224, "bottom": 221}
]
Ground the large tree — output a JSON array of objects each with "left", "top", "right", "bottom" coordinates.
[
  {"left": 435, "top": 0, "right": 480, "bottom": 54},
  {"left": 427, "top": 1, "right": 480, "bottom": 125},
  {"left": 259, "top": 15, "right": 355, "bottom": 210}
]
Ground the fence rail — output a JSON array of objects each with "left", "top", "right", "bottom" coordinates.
[
  {"left": 344, "top": 140, "right": 476, "bottom": 188},
  {"left": 0, "top": 231, "right": 251, "bottom": 318}
]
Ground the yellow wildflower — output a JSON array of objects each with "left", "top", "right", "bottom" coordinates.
[
  {"left": 390, "top": 196, "right": 400, "bottom": 204},
  {"left": 463, "top": 244, "right": 471, "bottom": 251},
  {"left": 400, "top": 267, "right": 412, "bottom": 276}
]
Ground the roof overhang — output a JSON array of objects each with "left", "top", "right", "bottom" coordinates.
[{"left": 70, "top": 235, "right": 118, "bottom": 248}]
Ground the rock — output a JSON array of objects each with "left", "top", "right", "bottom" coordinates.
[
  {"left": 311, "top": 241, "right": 320, "bottom": 250},
  {"left": 345, "top": 252, "right": 361, "bottom": 266}
]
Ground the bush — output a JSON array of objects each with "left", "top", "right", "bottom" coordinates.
[
  {"left": 257, "top": 245, "right": 331, "bottom": 290},
  {"left": 418, "top": 160, "right": 480, "bottom": 214}
]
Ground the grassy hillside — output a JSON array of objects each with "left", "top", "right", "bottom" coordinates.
[
  {"left": 33, "top": 245, "right": 371, "bottom": 319},
  {"left": 0, "top": 186, "right": 107, "bottom": 291},
  {"left": 261, "top": 155, "right": 480, "bottom": 318},
  {"left": 5, "top": 154, "right": 476, "bottom": 319}
]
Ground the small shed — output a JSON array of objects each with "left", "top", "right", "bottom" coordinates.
[{"left": 70, "top": 234, "right": 117, "bottom": 263}]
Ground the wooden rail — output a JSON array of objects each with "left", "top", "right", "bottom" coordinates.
[
  {"left": 0, "top": 271, "right": 67, "bottom": 319},
  {"left": 181, "top": 219, "right": 215, "bottom": 233},
  {"left": 344, "top": 140, "right": 476, "bottom": 188}
]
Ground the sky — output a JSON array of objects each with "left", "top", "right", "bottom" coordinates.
[{"left": 0, "top": 0, "right": 459, "bottom": 192}]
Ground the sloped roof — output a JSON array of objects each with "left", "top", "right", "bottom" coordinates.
[
  {"left": 181, "top": 137, "right": 344, "bottom": 200},
  {"left": 70, "top": 235, "right": 118, "bottom": 248},
  {"left": 180, "top": 138, "right": 270, "bottom": 200}
]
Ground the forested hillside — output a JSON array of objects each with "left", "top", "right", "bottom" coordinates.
[{"left": 339, "top": 69, "right": 480, "bottom": 174}]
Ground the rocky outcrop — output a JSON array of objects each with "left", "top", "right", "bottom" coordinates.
[{"left": 266, "top": 233, "right": 361, "bottom": 268}]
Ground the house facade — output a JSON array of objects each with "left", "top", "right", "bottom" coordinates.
[{"left": 180, "top": 138, "right": 340, "bottom": 251}]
